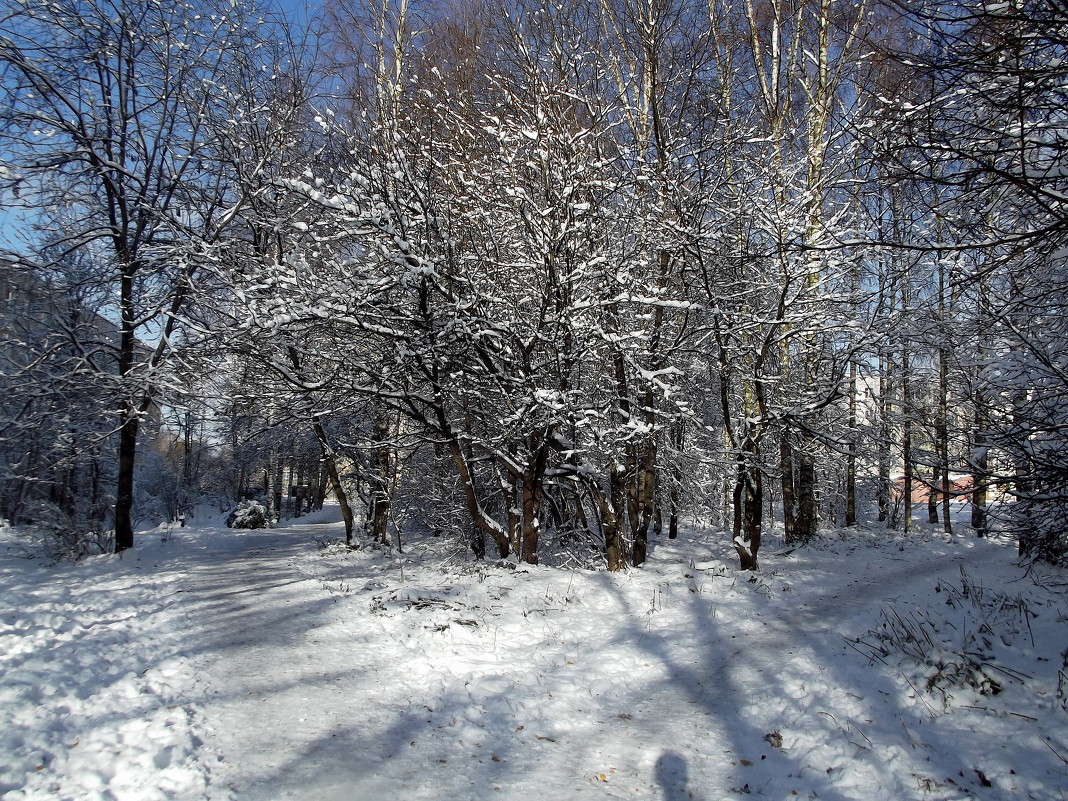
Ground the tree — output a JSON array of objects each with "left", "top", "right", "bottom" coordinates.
[
  {"left": 0, "top": 0, "right": 306, "bottom": 550},
  {"left": 0, "top": 253, "right": 116, "bottom": 551},
  {"left": 882, "top": 0, "right": 1068, "bottom": 561}
]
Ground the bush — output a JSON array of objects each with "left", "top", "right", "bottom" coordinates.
[
  {"left": 26, "top": 501, "right": 113, "bottom": 562},
  {"left": 226, "top": 500, "right": 269, "bottom": 529}
]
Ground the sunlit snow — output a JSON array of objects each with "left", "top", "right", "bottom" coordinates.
[{"left": 1, "top": 508, "right": 1066, "bottom": 800}]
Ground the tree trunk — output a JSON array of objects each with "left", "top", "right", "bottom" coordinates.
[
  {"left": 470, "top": 526, "right": 486, "bottom": 560},
  {"left": 446, "top": 434, "right": 509, "bottom": 559},
  {"left": 314, "top": 462, "right": 328, "bottom": 511},
  {"left": 589, "top": 473, "right": 626, "bottom": 571},
  {"left": 311, "top": 420, "right": 356, "bottom": 546},
  {"left": 878, "top": 353, "right": 892, "bottom": 523},
  {"left": 733, "top": 437, "right": 762, "bottom": 571},
  {"left": 520, "top": 469, "right": 541, "bottom": 565},
  {"left": 274, "top": 459, "right": 285, "bottom": 520},
  {"left": 971, "top": 417, "right": 988, "bottom": 537},
  {"left": 780, "top": 434, "right": 797, "bottom": 542},
  {"left": 370, "top": 414, "right": 392, "bottom": 545},
  {"left": 603, "top": 506, "right": 625, "bottom": 571},
  {"left": 845, "top": 360, "right": 857, "bottom": 527},
  {"left": 795, "top": 433, "right": 817, "bottom": 543},
  {"left": 113, "top": 265, "right": 138, "bottom": 553},
  {"left": 265, "top": 452, "right": 277, "bottom": 522},
  {"left": 113, "top": 407, "right": 139, "bottom": 552},
  {"left": 902, "top": 344, "right": 913, "bottom": 534},
  {"left": 498, "top": 466, "right": 520, "bottom": 556},
  {"left": 631, "top": 435, "right": 657, "bottom": 567},
  {"left": 938, "top": 349, "right": 953, "bottom": 535},
  {"left": 667, "top": 420, "right": 683, "bottom": 540},
  {"left": 928, "top": 461, "right": 940, "bottom": 524},
  {"left": 971, "top": 271, "right": 989, "bottom": 538},
  {"left": 601, "top": 464, "right": 629, "bottom": 571},
  {"left": 1013, "top": 387, "right": 1035, "bottom": 556},
  {"left": 733, "top": 461, "right": 762, "bottom": 571}
]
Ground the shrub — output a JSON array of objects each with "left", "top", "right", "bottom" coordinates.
[{"left": 226, "top": 500, "right": 269, "bottom": 529}]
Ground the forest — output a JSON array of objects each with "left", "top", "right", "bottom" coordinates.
[{"left": 1, "top": 0, "right": 1066, "bottom": 571}]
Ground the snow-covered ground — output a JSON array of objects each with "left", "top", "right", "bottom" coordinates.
[{"left": 2, "top": 507, "right": 1066, "bottom": 800}]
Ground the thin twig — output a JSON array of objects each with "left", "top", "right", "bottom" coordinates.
[
  {"left": 901, "top": 673, "right": 939, "bottom": 718},
  {"left": 1038, "top": 735, "right": 1068, "bottom": 767},
  {"left": 978, "top": 660, "right": 1032, "bottom": 682},
  {"left": 844, "top": 636, "right": 887, "bottom": 665}
]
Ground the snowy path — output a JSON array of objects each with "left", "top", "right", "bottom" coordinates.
[
  {"left": 162, "top": 511, "right": 1051, "bottom": 801},
  {"left": 173, "top": 515, "right": 400, "bottom": 800}
]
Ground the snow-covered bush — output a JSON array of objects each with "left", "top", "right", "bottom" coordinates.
[{"left": 226, "top": 500, "right": 269, "bottom": 529}]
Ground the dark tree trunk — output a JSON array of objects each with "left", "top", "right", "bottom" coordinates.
[
  {"left": 733, "top": 463, "right": 762, "bottom": 571},
  {"left": 631, "top": 435, "right": 656, "bottom": 567},
  {"left": 114, "top": 408, "right": 139, "bottom": 552},
  {"left": 113, "top": 260, "right": 141, "bottom": 554},
  {"left": 312, "top": 418, "right": 356, "bottom": 547},
  {"left": 520, "top": 472, "right": 541, "bottom": 565},
  {"left": 795, "top": 435, "right": 817, "bottom": 543},
  {"left": 780, "top": 435, "right": 796, "bottom": 542},
  {"left": 667, "top": 420, "right": 683, "bottom": 539},
  {"left": 517, "top": 438, "right": 550, "bottom": 565},
  {"left": 601, "top": 465, "right": 629, "bottom": 571},
  {"left": 928, "top": 463, "right": 940, "bottom": 525},
  {"left": 878, "top": 353, "right": 892, "bottom": 523},
  {"left": 668, "top": 484, "right": 680, "bottom": 540},
  {"left": 733, "top": 438, "right": 762, "bottom": 571},
  {"left": 446, "top": 433, "right": 509, "bottom": 559},
  {"left": 470, "top": 527, "right": 486, "bottom": 560},
  {"left": 845, "top": 361, "right": 857, "bottom": 527}
]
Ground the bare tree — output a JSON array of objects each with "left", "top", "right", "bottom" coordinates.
[{"left": 0, "top": 0, "right": 304, "bottom": 550}]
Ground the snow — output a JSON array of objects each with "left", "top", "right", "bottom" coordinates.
[{"left": 1, "top": 509, "right": 1066, "bottom": 800}]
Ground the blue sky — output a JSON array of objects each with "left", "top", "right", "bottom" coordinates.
[{"left": 274, "top": 0, "right": 320, "bottom": 24}]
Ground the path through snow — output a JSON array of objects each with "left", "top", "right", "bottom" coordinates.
[{"left": 175, "top": 515, "right": 410, "bottom": 800}]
